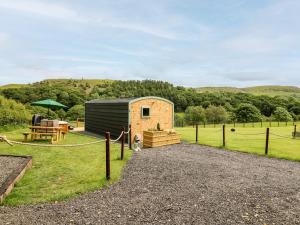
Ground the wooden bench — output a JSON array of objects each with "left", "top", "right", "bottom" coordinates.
[{"left": 30, "top": 132, "right": 59, "bottom": 144}]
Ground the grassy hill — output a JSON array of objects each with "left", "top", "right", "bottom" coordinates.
[
  {"left": 0, "top": 84, "right": 28, "bottom": 89},
  {"left": 196, "top": 85, "right": 300, "bottom": 98}
]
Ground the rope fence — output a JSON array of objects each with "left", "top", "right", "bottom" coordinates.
[{"left": 0, "top": 125, "right": 133, "bottom": 181}]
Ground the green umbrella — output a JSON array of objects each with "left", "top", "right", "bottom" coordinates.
[{"left": 31, "top": 99, "right": 68, "bottom": 117}]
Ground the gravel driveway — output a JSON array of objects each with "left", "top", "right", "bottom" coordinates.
[{"left": 1, "top": 143, "right": 300, "bottom": 224}]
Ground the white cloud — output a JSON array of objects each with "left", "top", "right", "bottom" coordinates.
[
  {"left": 40, "top": 56, "right": 120, "bottom": 65},
  {"left": 0, "top": 0, "right": 80, "bottom": 20}
]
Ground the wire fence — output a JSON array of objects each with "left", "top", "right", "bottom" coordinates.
[
  {"left": 175, "top": 121, "right": 300, "bottom": 129},
  {"left": 177, "top": 124, "right": 300, "bottom": 161}
]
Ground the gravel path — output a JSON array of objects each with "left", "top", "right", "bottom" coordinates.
[
  {"left": 0, "top": 156, "right": 26, "bottom": 184},
  {"left": 1, "top": 144, "right": 300, "bottom": 224}
]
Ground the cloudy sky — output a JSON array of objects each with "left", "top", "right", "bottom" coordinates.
[{"left": 0, "top": 0, "right": 299, "bottom": 87}]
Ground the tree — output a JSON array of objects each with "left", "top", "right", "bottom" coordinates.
[
  {"left": 184, "top": 106, "right": 206, "bottom": 125},
  {"left": 234, "top": 103, "right": 262, "bottom": 123},
  {"left": 66, "top": 105, "right": 85, "bottom": 120},
  {"left": 273, "top": 107, "right": 293, "bottom": 122},
  {"left": 205, "top": 105, "right": 228, "bottom": 124}
]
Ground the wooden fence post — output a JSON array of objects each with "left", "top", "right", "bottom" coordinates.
[
  {"left": 129, "top": 124, "right": 132, "bottom": 150},
  {"left": 105, "top": 132, "right": 111, "bottom": 180},
  {"left": 76, "top": 118, "right": 79, "bottom": 127},
  {"left": 196, "top": 124, "right": 199, "bottom": 144},
  {"left": 121, "top": 127, "right": 125, "bottom": 160},
  {"left": 223, "top": 124, "right": 226, "bottom": 147},
  {"left": 204, "top": 122, "right": 206, "bottom": 128},
  {"left": 265, "top": 128, "right": 269, "bottom": 155},
  {"left": 294, "top": 125, "right": 297, "bottom": 138}
]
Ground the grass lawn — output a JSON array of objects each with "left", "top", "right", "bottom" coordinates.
[
  {"left": 0, "top": 128, "right": 132, "bottom": 206},
  {"left": 176, "top": 125, "right": 300, "bottom": 162}
]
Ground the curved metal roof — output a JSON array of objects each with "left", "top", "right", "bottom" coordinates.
[{"left": 86, "top": 96, "right": 173, "bottom": 105}]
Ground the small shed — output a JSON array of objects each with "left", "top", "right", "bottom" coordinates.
[{"left": 85, "top": 96, "right": 174, "bottom": 143}]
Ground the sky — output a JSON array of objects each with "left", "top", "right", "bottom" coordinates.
[{"left": 0, "top": 0, "right": 299, "bottom": 87}]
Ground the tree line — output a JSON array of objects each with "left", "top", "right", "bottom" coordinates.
[{"left": 0, "top": 79, "right": 300, "bottom": 126}]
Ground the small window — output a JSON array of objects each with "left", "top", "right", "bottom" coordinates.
[{"left": 142, "top": 107, "right": 150, "bottom": 118}]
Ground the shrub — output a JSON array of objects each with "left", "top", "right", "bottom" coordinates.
[
  {"left": 66, "top": 105, "right": 84, "bottom": 120},
  {"left": 0, "top": 96, "right": 31, "bottom": 126},
  {"left": 234, "top": 103, "right": 262, "bottom": 123},
  {"left": 273, "top": 107, "right": 293, "bottom": 122}
]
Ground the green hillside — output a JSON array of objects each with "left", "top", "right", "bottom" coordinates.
[
  {"left": 196, "top": 85, "right": 300, "bottom": 98},
  {"left": 0, "top": 84, "right": 28, "bottom": 89}
]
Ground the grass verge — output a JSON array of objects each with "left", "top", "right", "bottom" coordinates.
[
  {"left": 176, "top": 126, "right": 300, "bottom": 162},
  {"left": 0, "top": 128, "right": 132, "bottom": 206}
]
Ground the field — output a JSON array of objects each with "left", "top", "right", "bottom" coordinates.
[
  {"left": 196, "top": 85, "right": 300, "bottom": 99},
  {"left": 0, "top": 129, "right": 131, "bottom": 206},
  {"left": 176, "top": 124, "right": 300, "bottom": 161}
]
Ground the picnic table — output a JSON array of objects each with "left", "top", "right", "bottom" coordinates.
[{"left": 24, "top": 126, "right": 64, "bottom": 144}]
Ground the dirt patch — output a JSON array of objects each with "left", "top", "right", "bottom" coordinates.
[
  {"left": 0, "top": 144, "right": 299, "bottom": 224},
  {"left": 0, "top": 155, "right": 32, "bottom": 203}
]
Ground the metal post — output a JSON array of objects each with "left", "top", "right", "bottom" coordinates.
[
  {"left": 196, "top": 124, "right": 198, "bottom": 144},
  {"left": 105, "top": 132, "right": 110, "bottom": 180},
  {"left": 121, "top": 127, "right": 125, "bottom": 160},
  {"left": 129, "top": 124, "right": 132, "bottom": 150},
  {"left": 265, "top": 128, "right": 269, "bottom": 155},
  {"left": 223, "top": 124, "right": 226, "bottom": 147}
]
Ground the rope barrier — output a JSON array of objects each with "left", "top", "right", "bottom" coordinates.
[
  {"left": 111, "top": 131, "right": 124, "bottom": 143},
  {"left": 0, "top": 134, "right": 106, "bottom": 147},
  {"left": 124, "top": 128, "right": 130, "bottom": 135}
]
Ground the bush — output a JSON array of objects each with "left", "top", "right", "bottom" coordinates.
[
  {"left": 273, "top": 107, "right": 293, "bottom": 122},
  {"left": 185, "top": 106, "right": 206, "bottom": 125},
  {"left": 26, "top": 105, "right": 58, "bottom": 120},
  {"left": 66, "top": 105, "right": 84, "bottom": 120},
  {"left": 0, "top": 96, "right": 31, "bottom": 126},
  {"left": 234, "top": 103, "right": 262, "bottom": 123},
  {"left": 205, "top": 105, "right": 228, "bottom": 124}
]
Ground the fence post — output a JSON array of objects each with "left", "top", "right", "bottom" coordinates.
[
  {"left": 294, "top": 125, "right": 297, "bottom": 138},
  {"left": 265, "top": 128, "right": 269, "bottom": 155},
  {"left": 223, "top": 124, "right": 226, "bottom": 147},
  {"left": 196, "top": 124, "right": 199, "bottom": 144},
  {"left": 204, "top": 122, "right": 206, "bottom": 128},
  {"left": 76, "top": 118, "right": 79, "bottom": 127},
  {"left": 234, "top": 122, "right": 236, "bottom": 128},
  {"left": 261, "top": 120, "right": 263, "bottom": 128},
  {"left": 105, "top": 132, "right": 111, "bottom": 180},
  {"left": 121, "top": 127, "right": 125, "bottom": 160},
  {"left": 129, "top": 124, "right": 132, "bottom": 150}
]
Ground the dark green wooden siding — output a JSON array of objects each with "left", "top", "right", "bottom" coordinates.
[{"left": 85, "top": 102, "right": 129, "bottom": 139}]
